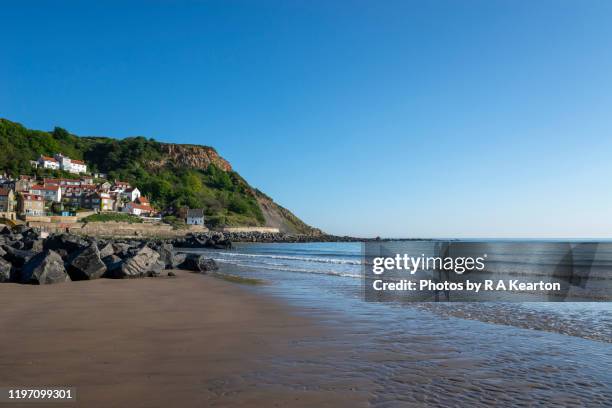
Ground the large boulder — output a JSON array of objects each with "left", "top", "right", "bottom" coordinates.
[
  {"left": 102, "top": 255, "right": 123, "bottom": 275},
  {"left": 98, "top": 243, "right": 115, "bottom": 259},
  {"left": 171, "top": 253, "right": 187, "bottom": 269},
  {"left": 43, "top": 233, "right": 89, "bottom": 255},
  {"left": 21, "top": 250, "right": 70, "bottom": 285},
  {"left": 111, "top": 242, "right": 132, "bottom": 259},
  {"left": 67, "top": 244, "right": 107, "bottom": 280},
  {"left": 2, "top": 246, "right": 37, "bottom": 267},
  {"left": 0, "top": 258, "right": 12, "bottom": 282},
  {"left": 148, "top": 260, "right": 167, "bottom": 277},
  {"left": 25, "top": 239, "right": 44, "bottom": 253},
  {"left": 155, "top": 243, "right": 188, "bottom": 269},
  {"left": 12, "top": 225, "right": 30, "bottom": 234},
  {"left": 9, "top": 240, "right": 25, "bottom": 250},
  {"left": 109, "top": 247, "right": 160, "bottom": 278},
  {"left": 177, "top": 253, "right": 218, "bottom": 273},
  {"left": 155, "top": 243, "right": 175, "bottom": 269}
]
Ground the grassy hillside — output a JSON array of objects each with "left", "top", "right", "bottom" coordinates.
[{"left": 0, "top": 118, "right": 318, "bottom": 233}]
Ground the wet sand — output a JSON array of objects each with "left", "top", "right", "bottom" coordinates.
[{"left": 0, "top": 271, "right": 367, "bottom": 407}]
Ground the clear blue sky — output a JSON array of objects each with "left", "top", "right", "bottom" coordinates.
[{"left": 2, "top": 1, "right": 612, "bottom": 238}]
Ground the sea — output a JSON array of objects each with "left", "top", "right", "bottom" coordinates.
[{"left": 189, "top": 241, "right": 612, "bottom": 406}]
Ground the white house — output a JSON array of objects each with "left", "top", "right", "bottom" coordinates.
[
  {"left": 30, "top": 184, "right": 62, "bottom": 203},
  {"left": 54, "top": 153, "right": 71, "bottom": 171},
  {"left": 122, "top": 187, "right": 141, "bottom": 202},
  {"left": 38, "top": 155, "right": 60, "bottom": 170},
  {"left": 186, "top": 208, "right": 205, "bottom": 225},
  {"left": 69, "top": 159, "right": 87, "bottom": 174},
  {"left": 54, "top": 153, "right": 87, "bottom": 174},
  {"left": 122, "top": 202, "right": 152, "bottom": 216}
]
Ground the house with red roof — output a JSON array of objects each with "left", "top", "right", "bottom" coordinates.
[
  {"left": 30, "top": 184, "right": 62, "bottom": 202},
  {"left": 18, "top": 193, "right": 45, "bottom": 216},
  {"left": 38, "top": 155, "right": 60, "bottom": 170},
  {"left": 122, "top": 201, "right": 153, "bottom": 217}
]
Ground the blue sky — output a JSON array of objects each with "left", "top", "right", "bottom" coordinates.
[{"left": 2, "top": 1, "right": 612, "bottom": 238}]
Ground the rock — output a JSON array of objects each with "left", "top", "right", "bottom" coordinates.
[
  {"left": 109, "top": 247, "right": 160, "bottom": 278},
  {"left": 0, "top": 258, "right": 12, "bottom": 282},
  {"left": 0, "top": 225, "right": 11, "bottom": 235},
  {"left": 44, "top": 233, "right": 88, "bottom": 254},
  {"left": 22, "top": 228, "right": 40, "bottom": 241},
  {"left": 171, "top": 253, "right": 187, "bottom": 269},
  {"left": 167, "top": 271, "right": 176, "bottom": 277},
  {"left": 21, "top": 250, "right": 70, "bottom": 284},
  {"left": 10, "top": 240, "right": 25, "bottom": 250},
  {"left": 55, "top": 248, "right": 69, "bottom": 259},
  {"left": 148, "top": 260, "right": 166, "bottom": 277},
  {"left": 98, "top": 243, "right": 115, "bottom": 259},
  {"left": 67, "top": 244, "right": 107, "bottom": 280},
  {"left": 214, "top": 238, "right": 232, "bottom": 249},
  {"left": 155, "top": 243, "right": 175, "bottom": 269},
  {"left": 2, "top": 246, "right": 37, "bottom": 267},
  {"left": 154, "top": 243, "right": 187, "bottom": 270},
  {"left": 26, "top": 239, "right": 44, "bottom": 253},
  {"left": 177, "top": 253, "right": 218, "bottom": 273},
  {"left": 102, "top": 255, "right": 123, "bottom": 275},
  {"left": 12, "top": 225, "right": 29, "bottom": 234},
  {"left": 111, "top": 243, "right": 132, "bottom": 258}
]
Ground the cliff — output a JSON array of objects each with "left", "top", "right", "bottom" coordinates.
[
  {"left": 146, "top": 143, "right": 232, "bottom": 172},
  {"left": 0, "top": 118, "right": 320, "bottom": 235}
]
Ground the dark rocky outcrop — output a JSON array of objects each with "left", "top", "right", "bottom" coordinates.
[
  {"left": 102, "top": 254, "right": 123, "bottom": 275},
  {"left": 0, "top": 226, "right": 356, "bottom": 286},
  {"left": 20, "top": 250, "right": 70, "bottom": 285},
  {"left": 109, "top": 246, "right": 161, "bottom": 278},
  {"left": 154, "top": 243, "right": 175, "bottom": 269},
  {"left": 177, "top": 253, "right": 218, "bottom": 273},
  {"left": 151, "top": 242, "right": 187, "bottom": 270},
  {"left": 2, "top": 246, "right": 37, "bottom": 267},
  {"left": 67, "top": 244, "right": 107, "bottom": 280},
  {"left": 43, "top": 233, "right": 89, "bottom": 254},
  {"left": 171, "top": 231, "right": 383, "bottom": 247}
]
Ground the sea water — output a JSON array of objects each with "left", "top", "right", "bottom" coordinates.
[{"left": 191, "top": 242, "right": 612, "bottom": 406}]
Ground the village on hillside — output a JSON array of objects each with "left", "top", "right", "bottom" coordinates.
[{"left": 0, "top": 153, "right": 206, "bottom": 228}]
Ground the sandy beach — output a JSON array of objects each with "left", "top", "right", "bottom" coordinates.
[{"left": 0, "top": 271, "right": 365, "bottom": 407}]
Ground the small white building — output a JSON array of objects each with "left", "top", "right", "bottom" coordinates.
[
  {"left": 54, "top": 153, "right": 87, "bottom": 174},
  {"left": 30, "top": 184, "right": 62, "bottom": 203},
  {"left": 38, "top": 155, "right": 60, "bottom": 170},
  {"left": 122, "top": 187, "right": 141, "bottom": 202},
  {"left": 70, "top": 159, "right": 87, "bottom": 174},
  {"left": 122, "top": 202, "right": 153, "bottom": 217},
  {"left": 186, "top": 208, "right": 205, "bottom": 225}
]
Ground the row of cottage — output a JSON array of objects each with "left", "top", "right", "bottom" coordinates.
[
  {"left": 0, "top": 175, "right": 154, "bottom": 218},
  {"left": 32, "top": 153, "right": 88, "bottom": 174}
]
